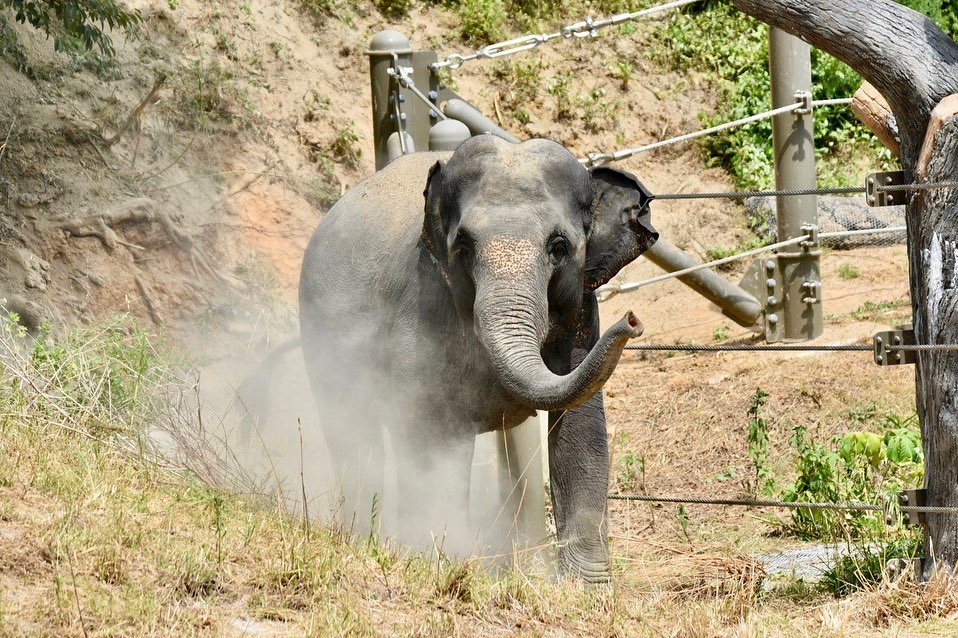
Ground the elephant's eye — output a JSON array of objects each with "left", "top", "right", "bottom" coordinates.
[
  {"left": 548, "top": 235, "right": 569, "bottom": 264},
  {"left": 454, "top": 231, "right": 473, "bottom": 260}
]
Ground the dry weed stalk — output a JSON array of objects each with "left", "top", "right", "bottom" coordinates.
[
  {"left": 861, "top": 567, "right": 958, "bottom": 625},
  {"left": 0, "top": 313, "right": 256, "bottom": 495}
]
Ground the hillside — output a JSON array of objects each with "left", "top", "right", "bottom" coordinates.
[{"left": 1, "top": 0, "right": 955, "bottom": 635}]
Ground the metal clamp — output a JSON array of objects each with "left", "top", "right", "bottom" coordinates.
[
  {"left": 874, "top": 328, "right": 916, "bottom": 366},
  {"left": 866, "top": 171, "right": 907, "bottom": 207},
  {"left": 800, "top": 223, "right": 819, "bottom": 249},
  {"left": 794, "top": 90, "right": 813, "bottom": 114}
]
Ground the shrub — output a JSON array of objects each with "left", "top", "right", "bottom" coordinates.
[{"left": 0, "top": 0, "right": 141, "bottom": 72}]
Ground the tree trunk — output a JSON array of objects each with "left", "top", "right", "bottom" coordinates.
[{"left": 730, "top": 0, "right": 958, "bottom": 577}]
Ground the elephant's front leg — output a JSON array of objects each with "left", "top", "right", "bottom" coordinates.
[{"left": 548, "top": 392, "right": 611, "bottom": 583}]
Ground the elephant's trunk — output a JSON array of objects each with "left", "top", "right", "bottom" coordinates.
[{"left": 474, "top": 285, "right": 642, "bottom": 411}]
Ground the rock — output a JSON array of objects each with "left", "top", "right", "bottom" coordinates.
[{"left": 16, "top": 193, "right": 39, "bottom": 208}]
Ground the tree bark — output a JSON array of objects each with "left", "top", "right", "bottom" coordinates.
[
  {"left": 730, "top": 0, "right": 958, "bottom": 577},
  {"left": 910, "top": 97, "right": 958, "bottom": 580}
]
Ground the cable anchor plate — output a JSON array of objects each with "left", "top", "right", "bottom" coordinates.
[
  {"left": 866, "top": 171, "right": 907, "bottom": 207},
  {"left": 874, "top": 327, "right": 916, "bottom": 366}
]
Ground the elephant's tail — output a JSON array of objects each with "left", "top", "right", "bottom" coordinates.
[{"left": 235, "top": 336, "right": 302, "bottom": 444}]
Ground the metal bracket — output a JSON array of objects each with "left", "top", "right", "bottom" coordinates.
[
  {"left": 866, "top": 171, "right": 906, "bottom": 207},
  {"left": 896, "top": 489, "right": 928, "bottom": 529},
  {"left": 740, "top": 257, "right": 785, "bottom": 342},
  {"left": 874, "top": 327, "right": 916, "bottom": 366},
  {"left": 794, "top": 90, "right": 812, "bottom": 114}
]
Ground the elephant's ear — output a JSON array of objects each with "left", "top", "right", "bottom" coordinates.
[
  {"left": 584, "top": 166, "right": 659, "bottom": 291},
  {"left": 422, "top": 160, "right": 451, "bottom": 282}
]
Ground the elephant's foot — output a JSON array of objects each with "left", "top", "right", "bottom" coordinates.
[{"left": 557, "top": 543, "right": 611, "bottom": 585}]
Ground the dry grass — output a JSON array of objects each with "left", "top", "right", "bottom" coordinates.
[{"left": 0, "top": 320, "right": 955, "bottom": 635}]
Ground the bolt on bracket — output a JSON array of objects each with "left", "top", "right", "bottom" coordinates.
[
  {"left": 888, "top": 489, "right": 928, "bottom": 529},
  {"left": 866, "top": 171, "right": 907, "bottom": 207},
  {"left": 873, "top": 327, "right": 916, "bottom": 366},
  {"left": 800, "top": 280, "right": 822, "bottom": 304}
]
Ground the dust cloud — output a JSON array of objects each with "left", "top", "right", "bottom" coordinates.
[{"left": 186, "top": 321, "right": 538, "bottom": 568}]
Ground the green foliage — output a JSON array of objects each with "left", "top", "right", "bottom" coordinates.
[
  {"left": 169, "top": 60, "right": 245, "bottom": 128},
  {"left": 837, "top": 263, "right": 860, "bottom": 280},
  {"left": 616, "top": 450, "right": 645, "bottom": 492},
  {"left": 0, "top": 0, "right": 141, "bottom": 72},
  {"left": 459, "top": 0, "right": 508, "bottom": 44},
  {"left": 330, "top": 122, "right": 362, "bottom": 169},
  {"left": 780, "top": 412, "right": 924, "bottom": 541},
  {"left": 746, "top": 388, "right": 774, "bottom": 496},
  {"left": 373, "top": 0, "right": 415, "bottom": 18},
  {"left": 657, "top": 1, "right": 958, "bottom": 191},
  {"left": 851, "top": 299, "right": 903, "bottom": 321},
  {"left": 820, "top": 536, "right": 923, "bottom": 597}
]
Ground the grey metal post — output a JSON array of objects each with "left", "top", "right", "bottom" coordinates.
[
  {"left": 368, "top": 31, "right": 412, "bottom": 170},
  {"left": 443, "top": 99, "right": 520, "bottom": 143},
  {"left": 768, "top": 27, "right": 822, "bottom": 342},
  {"left": 644, "top": 239, "right": 763, "bottom": 328}
]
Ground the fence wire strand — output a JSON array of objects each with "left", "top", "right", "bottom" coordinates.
[
  {"left": 608, "top": 493, "right": 958, "bottom": 514},
  {"left": 431, "top": 0, "right": 701, "bottom": 70},
  {"left": 583, "top": 97, "right": 851, "bottom": 166}
]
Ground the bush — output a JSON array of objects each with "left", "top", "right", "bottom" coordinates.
[
  {"left": 0, "top": 0, "right": 141, "bottom": 72},
  {"left": 780, "top": 413, "right": 923, "bottom": 541},
  {"left": 459, "top": 0, "right": 509, "bottom": 44}
]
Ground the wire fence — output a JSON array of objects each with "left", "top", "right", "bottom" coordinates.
[
  {"left": 607, "top": 493, "right": 958, "bottom": 515},
  {"left": 430, "top": 0, "right": 702, "bottom": 70}
]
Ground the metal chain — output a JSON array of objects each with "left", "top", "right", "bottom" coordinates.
[
  {"left": 430, "top": 0, "right": 702, "bottom": 71},
  {"left": 608, "top": 493, "right": 958, "bottom": 514}
]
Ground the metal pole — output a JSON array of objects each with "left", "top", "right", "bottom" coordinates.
[
  {"left": 643, "top": 239, "right": 763, "bottom": 328},
  {"left": 768, "top": 27, "right": 822, "bottom": 342},
  {"left": 368, "top": 30, "right": 413, "bottom": 170},
  {"left": 443, "top": 99, "right": 519, "bottom": 143}
]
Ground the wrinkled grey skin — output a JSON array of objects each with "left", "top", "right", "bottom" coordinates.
[{"left": 299, "top": 137, "right": 657, "bottom": 583}]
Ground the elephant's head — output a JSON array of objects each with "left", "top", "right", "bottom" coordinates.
[{"left": 422, "top": 136, "right": 658, "bottom": 411}]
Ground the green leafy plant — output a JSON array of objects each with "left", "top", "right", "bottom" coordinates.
[
  {"left": 0, "top": 0, "right": 141, "bottom": 72},
  {"left": 656, "top": 1, "right": 958, "bottom": 192},
  {"left": 837, "top": 263, "right": 860, "bottom": 280},
  {"left": 459, "top": 0, "right": 508, "bottom": 44},
  {"left": 746, "top": 388, "right": 774, "bottom": 496},
  {"left": 330, "top": 123, "right": 362, "bottom": 169},
  {"left": 616, "top": 450, "right": 645, "bottom": 492},
  {"left": 780, "top": 412, "right": 924, "bottom": 541}
]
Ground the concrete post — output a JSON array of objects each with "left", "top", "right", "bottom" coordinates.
[{"left": 768, "top": 26, "right": 822, "bottom": 342}]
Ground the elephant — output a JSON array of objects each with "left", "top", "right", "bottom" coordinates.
[{"left": 298, "top": 135, "right": 657, "bottom": 583}]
